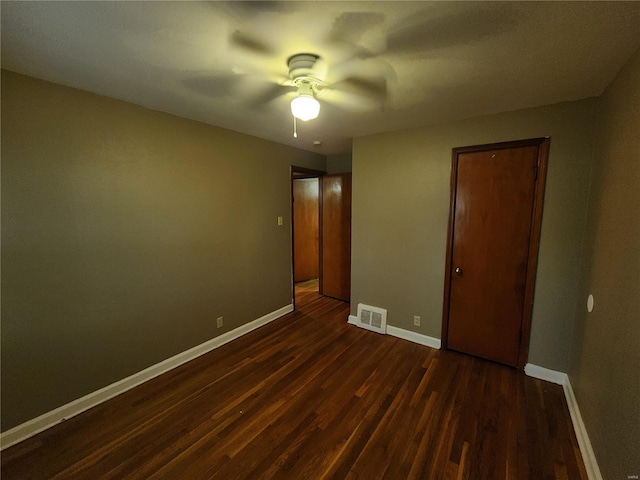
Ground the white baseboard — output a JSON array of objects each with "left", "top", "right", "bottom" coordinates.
[
  {"left": 347, "top": 315, "right": 441, "bottom": 349},
  {"left": 524, "top": 363, "right": 568, "bottom": 385},
  {"left": 525, "top": 363, "right": 602, "bottom": 480},
  {"left": 0, "top": 304, "right": 293, "bottom": 450},
  {"left": 386, "top": 325, "right": 441, "bottom": 349},
  {"left": 563, "top": 378, "right": 603, "bottom": 480}
]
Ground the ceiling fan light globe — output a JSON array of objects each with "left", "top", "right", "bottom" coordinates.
[{"left": 291, "top": 94, "right": 320, "bottom": 121}]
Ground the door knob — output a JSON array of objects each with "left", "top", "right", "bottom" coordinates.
[{"left": 455, "top": 267, "right": 463, "bottom": 275}]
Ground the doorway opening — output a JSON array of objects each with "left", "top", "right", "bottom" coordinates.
[
  {"left": 291, "top": 166, "right": 324, "bottom": 309},
  {"left": 291, "top": 166, "right": 352, "bottom": 310}
]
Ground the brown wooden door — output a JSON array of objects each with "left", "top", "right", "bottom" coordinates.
[
  {"left": 293, "top": 178, "right": 319, "bottom": 282},
  {"left": 443, "top": 139, "right": 549, "bottom": 367},
  {"left": 322, "top": 173, "right": 352, "bottom": 301}
]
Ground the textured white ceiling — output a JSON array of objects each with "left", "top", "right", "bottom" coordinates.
[{"left": 2, "top": 1, "right": 640, "bottom": 154}]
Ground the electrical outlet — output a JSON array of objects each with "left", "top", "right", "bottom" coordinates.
[
  {"left": 217, "top": 316, "right": 223, "bottom": 328},
  {"left": 413, "top": 315, "right": 421, "bottom": 327}
]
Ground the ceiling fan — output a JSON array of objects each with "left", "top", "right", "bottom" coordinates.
[
  {"left": 215, "top": 4, "right": 516, "bottom": 131},
  {"left": 245, "top": 48, "right": 393, "bottom": 122},
  {"left": 238, "top": 50, "right": 392, "bottom": 137},
  {"left": 284, "top": 53, "right": 326, "bottom": 121}
]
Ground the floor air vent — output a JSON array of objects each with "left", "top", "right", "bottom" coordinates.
[{"left": 356, "top": 303, "right": 387, "bottom": 335}]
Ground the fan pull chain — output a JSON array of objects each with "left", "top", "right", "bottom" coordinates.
[{"left": 293, "top": 115, "right": 298, "bottom": 138}]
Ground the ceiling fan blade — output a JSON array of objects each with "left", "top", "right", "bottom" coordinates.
[
  {"left": 223, "top": 1, "right": 293, "bottom": 18},
  {"left": 328, "top": 56, "right": 396, "bottom": 89},
  {"left": 328, "top": 11, "right": 385, "bottom": 46},
  {"left": 183, "top": 71, "right": 293, "bottom": 107},
  {"left": 247, "top": 83, "right": 297, "bottom": 108},
  {"left": 230, "top": 29, "right": 276, "bottom": 56},
  {"left": 385, "top": 3, "right": 522, "bottom": 54},
  {"left": 326, "top": 11, "right": 388, "bottom": 63},
  {"left": 318, "top": 87, "right": 381, "bottom": 112},
  {"left": 310, "top": 57, "right": 329, "bottom": 83},
  {"left": 182, "top": 74, "right": 239, "bottom": 98},
  {"left": 332, "top": 76, "right": 388, "bottom": 102}
]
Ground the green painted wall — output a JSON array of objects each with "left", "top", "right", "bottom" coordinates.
[
  {"left": 351, "top": 99, "right": 598, "bottom": 372},
  {"left": 1, "top": 70, "right": 325, "bottom": 431},
  {"left": 568, "top": 48, "right": 640, "bottom": 479},
  {"left": 326, "top": 151, "right": 352, "bottom": 174}
]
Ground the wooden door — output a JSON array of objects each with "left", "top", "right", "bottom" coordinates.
[
  {"left": 443, "top": 138, "right": 549, "bottom": 368},
  {"left": 322, "top": 173, "right": 352, "bottom": 301},
  {"left": 293, "top": 178, "right": 319, "bottom": 282}
]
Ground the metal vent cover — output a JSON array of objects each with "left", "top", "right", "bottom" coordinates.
[{"left": 356, "top": 303, "right": 387, "bottom": 335}]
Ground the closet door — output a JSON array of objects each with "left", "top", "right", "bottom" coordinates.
[
  {"left": 293, "top": 178, "right": 319, "bottom": 282},
  {"left": 322, "top": 173, "right": 351, "bottom": 301},
  {"left": 443, "top": 138, "right": 549, "bottom": 367}
]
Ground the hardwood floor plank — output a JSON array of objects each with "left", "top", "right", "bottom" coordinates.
[{"left": 1, "top": 287, "right": 587, "bottom": 479}]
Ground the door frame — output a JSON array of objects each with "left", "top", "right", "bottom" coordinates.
[
  {"left": 291, "top": 165, "right": 326, "bottom": 310},
  {"left": 441, "top": 137, "right": 550, "bottom": 369}
]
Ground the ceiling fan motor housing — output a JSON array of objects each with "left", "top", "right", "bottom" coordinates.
[{"left": 288, "top": 53, "right": 322, "bottom": 85}]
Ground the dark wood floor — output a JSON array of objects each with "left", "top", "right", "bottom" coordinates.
[{"left": 1, "top": 283, "right": 587, "bottom": 479}]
